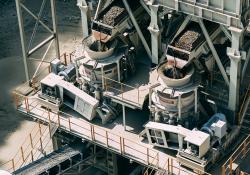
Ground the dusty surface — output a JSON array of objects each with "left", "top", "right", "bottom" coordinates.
[{"left": 0, "top": 0, "right": 82, "bottom": 164}]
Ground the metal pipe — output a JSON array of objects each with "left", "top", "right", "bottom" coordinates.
[
  {"left": 16, "top": 0, "right": 29, "bottom": 81},
  {"left": 50, "top": 0, "right": 60, "bottom": 59},
  {"left": 122, "top": 0, "right": 152, "bottom": 59},
  {"left": 198, "top": 19, "right": 230, "bottom": 85}
]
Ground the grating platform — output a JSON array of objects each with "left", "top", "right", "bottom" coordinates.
[
  {"left": 13, "top": 146, "right": 83, "bottom": 175},
  {"left": 16, "top": 96, "right": 199, "bottom": 175}
]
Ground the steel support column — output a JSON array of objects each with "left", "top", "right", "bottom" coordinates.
[
  {"left": 227, "top": 27, "right": 244, "bottom": 111},
  {"left": 148, "top": 3, "right": 160, "bottom": 64},
  {"left": 52, "top": 135, "right": 59, "bottom": 150},
  {"left": 116, "top": 60, "right": 121, "bottom": 82},
  {"left": 16, "top": 0, "right": 29, "bottom": 81},
  {"left": 50, "top": 0, "right": 60, "bottom": 59},
  {"left": 122, "top": 105, "right": 126, "bottom": 131},
  {"left": 77, "top": 0, "right": 89, "bottom": 38}
]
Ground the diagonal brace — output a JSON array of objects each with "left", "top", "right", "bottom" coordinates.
[
  {"left": 20, "top": 3, "right": 53, "bottom": 34},
  {"left": 199, "top": 19, "right": 230, "bottom": 85},
  {"left": 27, "top": 0, "right": 47, "bottom": 52}
]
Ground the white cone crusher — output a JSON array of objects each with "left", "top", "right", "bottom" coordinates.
[
  {"left": 144, "top": 18, "right": 241, "bottom": 172},
  {"left": 72, "top": 35, "right": 136, "bottom": 124},
  {"left": 37, "top": 0, "right": 148, "bottom": 124},
  {"left": 150, "top": 60, "right": 200, "bottom": 129}
]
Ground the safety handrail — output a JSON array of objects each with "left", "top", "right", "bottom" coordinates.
[
  {"left": 0, "top": 107, "right": 58, "bottom": 172},
  {"left": 222, "top": 135, "right": 250, "bottom": 175},
  {"left": 10, "top": 91, "right": 215, "bottom": 175},
  {"left": 143, "top": 152, "right": 159, "bottom": 175},
  {"left": 103, "top": 76, "right": 142, "bottom": 106}
]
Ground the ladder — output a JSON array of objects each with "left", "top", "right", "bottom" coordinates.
[{"left": 107, "top": 151, "right": 118, "bottom": 175}]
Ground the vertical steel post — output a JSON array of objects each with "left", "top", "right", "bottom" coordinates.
[
  {"left": 122, "top": 105, "right": 126, "bottom": 131},
  {"left": 16, "top": 0, "right": 29, "bottom": 81},
  {"left": 148, "top": 3, "right": 160, "bottom": 64},
  {"left": 50, "top": 0, "right": 60, "bottom": 58},
  {"left": 227, "top": 27, "right": 244, "bottom": 111},
  {"left": 12, "top": 159, "right": 15, "bottom": 171},
  {"left": 29, "top": 133, "right": 33, "bottom": 149},
  {"left": 117, "top": 60, "right": 121, "bottom": 82},
  {"left": 77, "top": 0, "right": 89, "bottom": 38},
  {"left": 195, "top": 88, "right": 198, "bottom": 113},
  {"left": 178, "top": 95, "right": 182, "bottom": 119}
]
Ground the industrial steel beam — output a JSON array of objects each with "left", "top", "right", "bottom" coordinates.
[
  {"left": 227, "top": 27, "right": 244, "bottom": 111},
  {"left": 242, "top": 48, "right": 250, "bottom": 82},
  {"left": 122, "top": 0, "right": 152, "bottom": 60},
  {"left": 148, "top": 3, "right": 160, "bottom": 64},
  {"left": 16, "top": 0, "right": 29, "bottom": 81},
  {"left": 15, "top": 0, "right": 60, "bottom": 82},
  {"left": 140, "top": 0, "right": 150, "bottom": 15},
  {"left": 27, "top": 0, "right": 47, "bottom": 52},
  {"left": 20, "top": 3, "right": 53, "bottom": 34},
  {"left": 77, "top": 0, "right": 89, "bottom": 38},
  {"left": 32, "top": 40, "right": 54, "bottom": 79},
  {"left": 220, "top": 25, "right": 232, "bottom": 42},
  {"left": 122, "top": 105, "right": 126, "bottom": 131},
  {"left": 28, "top": 35, "right": 55, "bottom": 56},
  {"left": 50, "top": 0, "right": 60, "bottom": 59},
  {"left": 198, "top": 19, "right": 230, "bottom": 86}
]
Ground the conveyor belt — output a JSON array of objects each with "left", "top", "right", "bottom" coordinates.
[{"left": 13, "top": 146, "right": 83, "bottom": 175}]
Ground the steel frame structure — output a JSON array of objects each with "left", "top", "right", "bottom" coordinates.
[
  {"left": 15, "top": 0, "right": 60, "bottom": 81},
  {"left": 145, "top": 0, "right": 250, "bottom": 113}
]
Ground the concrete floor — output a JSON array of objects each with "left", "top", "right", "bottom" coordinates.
[{"left": 0, "top": 0, "right": 83, "bottom": 164}]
